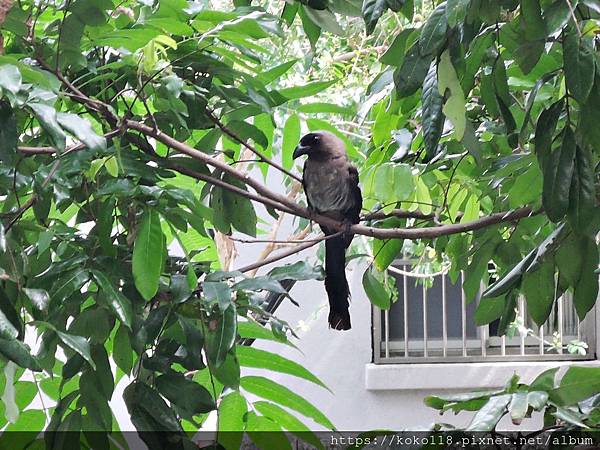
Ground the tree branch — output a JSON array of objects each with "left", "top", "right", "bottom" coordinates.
[{"left": 205, "top": 108, "right": 302, "bottom": 183}]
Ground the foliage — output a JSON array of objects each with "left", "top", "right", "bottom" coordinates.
[
  {"left": 0, "top": 0, "right": 598, "bottom": 445},
  {"left": 426, "top": 366, "right": 600, "bottom": 432}
]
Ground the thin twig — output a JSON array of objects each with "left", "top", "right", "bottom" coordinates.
[{"left": 205, "top": 108, "right": 302, "bottom": 182}]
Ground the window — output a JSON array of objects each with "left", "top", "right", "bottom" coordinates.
[{"left": 372, "top": 260, "right": 596, "bottom": 363}]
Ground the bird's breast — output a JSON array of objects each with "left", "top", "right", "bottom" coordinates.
[{"left": 304, "top": 164, "right": 353, "bottom": 217}]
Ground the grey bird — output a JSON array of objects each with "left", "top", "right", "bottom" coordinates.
[{"left": 293, "top": 131, "right": 362, "bottom": 330}]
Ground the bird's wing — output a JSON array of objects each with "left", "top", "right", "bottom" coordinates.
[
  {"left": 346, "top": 164, "right": 362, "bottom": 224},
  {"left": 302, "top": 161, "right": 314, "bottom": 211}
]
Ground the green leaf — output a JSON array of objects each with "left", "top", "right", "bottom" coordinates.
[
  {"left": 267, "top": 261, "right": 324, "bottom": 281},
  {"left": 534, "top": 99, "right": 563, "bottom": 166},
  {"left": 520, "top": 0, "right": 547, "bottom": 40},
  {"left": 56, "top": 113, "right": 106, "bottom": 151},
  {"left": 422, "top": 62, "right": 444, "bottom": 160},
  {"left": 1, "top": 362, "right": 18, "bottom": 424},
  {"left": 237, "top": 346, "right": 328, "bottom": 389},
  {"left": 483, "top": 249, "right": 536, "bottom": 298},
  {"left": 282, "top": 114, "right": 301, "bottom": 170},
  {"left": 530, "top": 367, "right": 558, "bottom": 391},
  {"left": 238, "top": 320, "right": 294, "bottom": 346},
  {"left": 521, "top": 257, "right": 555, "bottom": 325},
  {"left": 241, "top": 376, "right": 334, "bottom": 430},
  {"left": 556, "top": 233, "right": 585, "bottom": 287},
  {"left": 155, "top": 373, "right": 216, "bottom": 419},
  {"left": 254, "top": 401, "right": 323, "bottom": 449},
  {"left": 0, "top": 64, "right": 22, "bottom": 96},
  {"left": 22, "top": 288, "right": 50, "bottom": 313},
  {"left": 124, "top": 381, "right": 183, "bottom": 432},
  {"left": 550, "top": 367, "right": 600, "bottom": 406},
  {"left": 419, "top": 2, "right": 447, "bottom": 56},
  {"left": 362, "top": 0, "right": 388, "bottom": 35},
  {"left": 474, "top": 296, "right": 506, "bottom": 326},
  {"left": 514, "top": 39, "right": 545, "bottom": 75},
  {"left": 508, "top": 392, "right": 528, "bottom": 424},
  {"left": 446, "top": 0, "right": 470, "bottom": 27},
  {"left": 362, "top": 266, "right": 390, "bottom": 310},
  {"left": 55, "top": 330, "right": 96, "bottom": 370},
  {"left": 465, "top": 394, "right": 511, "bottom": 431},
  {"left": 92, "top": 271, "right": 133, "bottom": 329},
  {"left": 204, "top": 281, "right": 232, "bottom": 311},
  {"left": 113, "top": 325, "right": 134, "bottom": 376},
  {"left": 212, "top": 351, "right": 240, "bottom": 388},
  {"left": 132, "top": 210, "right": 165, "bottom": 301},
  {"left": 28, "top": 103, "right": 66, "bottom": 151},
  {"left": 279, "top": 80, "right": 336, "bottom": 99},
  {"left": 555, "top": 406, "right": 589, "bottom": 428},
  {"left": 218, "top": 391, "right": 246, "bottom": 450},
  {"left": 438, "top": 50, "right": 466, "bottom": 140},
  {"left": 0, "top": 308, "right": 18, "bottom": 340},
  {"left": 542, "top": 126, "right": 576, "bottom": 222},
  {"left": 526, "top": 391, "right": 549, "bottom": 410},
  {"left": 303, "top": 7, "right": 344, "bottom": 35},
  {"left": 0, "top": 102, "right": 17, "bottom": 165},
  {"left": 205, "top": 305, "right": 237, "bottom": 367},
  {"left": 567, "top": 145, "right": 596, "bottom": 234},
  {"left": 573, "top": 239, "right": 599, "bottom": 319},
  {"left": 246, "top": 412, "right": 292, "bottom": 450},
  {"left": 563, "top": 30, "right": 595, "bottom": 103},
  {"left": 380, "top": 28, "right": 417, "bottom": 66},
  {"left": 393, "top": 44, "right": 431, "bottom": 97},
  {"left": 0, "top": 339, "right": 40, "bottom": 371}
]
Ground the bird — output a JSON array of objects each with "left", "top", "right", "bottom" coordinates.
[{"left": 293, "top": 131, "right": 362, "bottom": 330}]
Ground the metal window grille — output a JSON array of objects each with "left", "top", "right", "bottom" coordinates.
[{"left": 373, "top": 260, "right": 597, "bottom": 364}]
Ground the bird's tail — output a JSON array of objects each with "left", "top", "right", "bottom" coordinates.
[{"left": 325, "top": 234, "right": 351, "bottom": 330}]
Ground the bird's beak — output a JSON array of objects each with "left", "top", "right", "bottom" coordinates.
[{"left": 293, "top": 144, "right": 310, "bottom": 159}]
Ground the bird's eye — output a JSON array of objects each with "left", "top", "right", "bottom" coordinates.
[{"left": 313, "top": 135, "right": 320, "bottom": 143}]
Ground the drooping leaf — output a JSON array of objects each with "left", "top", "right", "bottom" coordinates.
[
  {"left": 550, "top": 367, "right": 600, "bottom": 406},
  {"left": 419, "top": 3, "right": 447, "bottom": 56},
  {"left": 218, "top": 391, "right": 247, "bottom": 450},
  {"left": 573, "top": 239, "right": 599, "bottom": 319},
  {"left": 542, "top": 126, "right": 576, "bottom": 222},
  {"left": 237, "top": 346, "right": 328, "bottom": 388},
  {"left": 240, "top": 376, "right": 334, "bottom": 430},
  {"left": 282, "top": 114, "right": 301, "bottom": 170},
  {"left": 567, "top": 145, "right": 596, "bottom": 235},
  {"left": 132, "top": 210, "right": 165, "bottom": 301},
  {"left": 155, "top": 373, "right": 216, "bottom": 419},
  {"left": 422, "top": 62, "right": 444, "bottom": 160},
  {"left": 393, "top": 44, "right": 432, "bottom": 97},
  {"left": 521, "top": 257, "right": 555, "bottom": 326},
  {"left": 534, "top": 99, "right": 563, "bottom": 166},
  {"left": 92, "top": 270, "right": 133, "bottom": 329},
  {"left": 563, "top": 30, "right": 595, "bottom": 103},
  {"left": 0, "top": 102, "right": 17, "bottom": 165},
  {"left": 205, "top": 304, "right": 237, "bottom": 367},
  {"left": 446, "top": 0, "right": 470, "bottom": 27},
  {"left": 362, "top": 266, "right": 391, "bottom": 310},
  {"left": 465, "top": 394, "right": 511, "bottom": 431},
  {"left": 28, "top": 103, "right": 67, "bottom": 151},
  {"left": 56, "top": 112, "right": 107, "bottom": 151}
]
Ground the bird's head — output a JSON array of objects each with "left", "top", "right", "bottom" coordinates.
[{"left": 292, "top": 131, "right": 345, "bottom": 160}]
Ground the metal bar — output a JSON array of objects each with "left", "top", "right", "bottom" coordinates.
[
  {"left": 558, "top": 295, "right": 564, "bottom": 354},
  {"left": 442, "top": 273, "right": 448, "bottom": 357},
  {"left": 519, "top": 296, "right": 526, "bottom": 356},
  {"left": 423, "top": 284, "right": 428, "bottom": 358},
  {"left": 481, "top": 325, "right": 487, "bottom": 357},
  {"left": 403, "top": 270, "right": 409, "bottom": 358},
  {"left": 461, "top": 272, "right": 467, "bottom": 357},
  {"left": 384, "top": 310, "right": 390, "bottom": 359},
  {"left": 539, "top": 324, "right": 544, "bottom": 355},
  {"left": 501, "top": 335, "right": 506, "bottom": 356}
]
